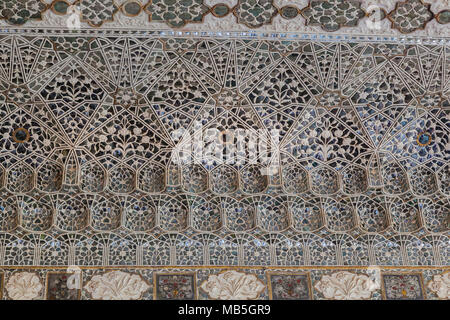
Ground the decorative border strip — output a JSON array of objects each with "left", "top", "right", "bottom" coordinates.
[
  {"left": 0, "top": 27, "right": 449, "bottom": 44},
  {"left": 0, "top": 266, "right": 448, "bottom": 300},
  {"left": 0, "top": 231, "right": 447, "bottom": 267},
  {"left": 0, "top": 0, "right": 448, "bottom": 36},
  {"left": 0, "top": 266, "right": 447, "bottom": 270}
]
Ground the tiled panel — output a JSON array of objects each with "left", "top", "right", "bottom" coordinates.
[{"left": 0, "top": 267, "right": 448, "bottom": 300}]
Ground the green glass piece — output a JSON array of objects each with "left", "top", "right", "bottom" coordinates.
[
  {"left": 124, "top": 2, "right": 141, "bottom": 16},
  {"left": 53, "top": 1, "right": 70, "bottom": 15},
  {"left": 280, "top": 6, "right": 298, "bottom": 19},
  {"left": 212, "top": 4, "right": 229, "bottom": 17},
  {"left": 437, "top": 10, "right": 450, "bottom": 24}
]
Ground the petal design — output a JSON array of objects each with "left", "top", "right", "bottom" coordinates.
[
  {"left": 200, "top": 270, "right": 265, "bottom": 300},
  {"left": 427, "top": 272, "right": 450, "bottom": 299},
  {"left": 85, "top": 270, "right": 149, "bottom": 300},
  {"left": 6, "top": 272, "right": 42, "bottom": 300},
  {"left": 314, "top": 271, "right": 379, "bottom": 300}
]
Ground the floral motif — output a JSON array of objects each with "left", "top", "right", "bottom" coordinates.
[
  {"left": 144, "top": 0, "right": 210, "bottom": 28},
  {"left": 6, "top": 272, "right": 43, "bottom": 300},
  {"left": 7, "top": 86, "right": 32, "bottom": 105},
  {"left": 382, "top": 274, "right": 424, "bottom": 300},
  {"left": 155, "top": 273, "right": 196, "bottom": 300},
  {"left": 200, "top": 270, "right": 265, "bottom": 300},
  {"left": 301, "top": 0, "right": 366, "bottom": 31},
  {"left": 269, "top": 274, "right": 311, "bottom": 300},
  {"left": 233, "top": 0, "right": 278, "bottom": 28},
  {"left": 319, "top": 91, "right": 344, "bottom": 109},
  {"left": 85, "top": 271, "right": 150, "bottom": 300},
  {"left": 388, "top": 0, "right": 433, "bottom": 33},
  {"left": 113, "top": 88, "right": 143, "bottom": 108},
  {"left": 427, "top": 272, "right": 450, "bottom": 299},
  {"left": 46, "top": 272, "right": 81, "bottom": 300},
  {"left": 213, "top": 89, "right": 244, "bottom": 110},
  {"left": 314, "top": 271, "right": 379, "bottom": 300}
]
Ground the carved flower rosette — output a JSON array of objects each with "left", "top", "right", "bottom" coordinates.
[
  {"left": 427, "top": 272, "right": 450, "bottom": 299},
  {"left": 85, "top": 270, "right": 150, "bottom": 300},
  {"left": 314, "top": 271, "right": 379, "bottom": 300},
  {"left": 6, "top": 272, "right": 43, "bottom": 300},
  {"left": 200, "top": 270, "right": 266, "bottom": 300}
]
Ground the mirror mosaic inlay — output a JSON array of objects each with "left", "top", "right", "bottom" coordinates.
[{"left": 0, "top": 0, "right": 448, "bottom": 300}]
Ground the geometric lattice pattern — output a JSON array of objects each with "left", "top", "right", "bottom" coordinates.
[
  {"left": 0, "top": 33, "right": 448, "bottom": 268},
  {"left": 0, "top": 0, "right": 448, "bottom": 301}
]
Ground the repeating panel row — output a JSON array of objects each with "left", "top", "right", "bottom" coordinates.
[
  {"left": 1, "top": 161, "right": 449, "bottom": 197},
  {"left": 0, "top": 193, "right": 448, "bottom": 234},
  {"left": 0, "top": 232, "right": 447, "bottom": 267},
  {"left": 1, "top": 267, "right": 448, "bottom": 300}
]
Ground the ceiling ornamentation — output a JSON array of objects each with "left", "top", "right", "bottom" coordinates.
[
  {"left": 0, "top": 33, "right": 447, "bottom": 269},
  {"left": 0, "top": 0, "right": 448, "bottom": 301}
]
